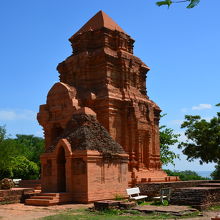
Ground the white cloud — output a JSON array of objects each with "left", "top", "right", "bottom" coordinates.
[
  {"left": 192, "top": 104, "right": 212, "bottom": 110},
  {"left": 0, "top": 109, "right": 36, "bottom": 121}
]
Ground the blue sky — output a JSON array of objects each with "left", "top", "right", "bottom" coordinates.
[{"left": 0, "top": 0, "right": 219, "bottom": 172}]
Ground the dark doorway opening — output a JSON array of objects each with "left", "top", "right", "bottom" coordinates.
[{"left": 57, "top": 147, "right": 66, "bottom": 192}]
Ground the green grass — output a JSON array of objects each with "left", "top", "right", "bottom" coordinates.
[
  {"left": 114, "top": 194, "right": 126, "bottom": 201},
  {"left": 41, "top": 208, "right": 200, "bottom": 220},
  {"left": 0, "top": 201, "right": 15, "bottom": 205},
  {"left": 138, "top": 200, "right": 169, "bottom": 206},
  {"left": 208, "top": 204, "right": 220, "bottom": 211}
]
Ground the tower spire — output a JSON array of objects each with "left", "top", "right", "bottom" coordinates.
[{"left": 70, "top": 10, "right": 126, "bottom": 40}]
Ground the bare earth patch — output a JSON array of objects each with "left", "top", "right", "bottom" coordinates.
[
  {"left": 0, "top": 203, "right": 220, "bottom": 220},
  {"left": 0, "top": 203, "right": 92, "bottom": 220}
]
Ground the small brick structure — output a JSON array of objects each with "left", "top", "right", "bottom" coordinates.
[
  {"left": 26, "top": 109, "right": 129, "bottom": 205},
  {"left": 170, "top": 186, "right": 220, "bottom": 210},
  {"left": 0, "top": 188, "right": 34, "bottom": 204}
]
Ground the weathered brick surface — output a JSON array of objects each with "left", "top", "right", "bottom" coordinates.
[
  {"left": 137, "top": 180, "right": 211, "bottom": 197},
  {"left": 19, "top": 180, "right": 41, "bottom": 190},
  {"left": 94, "top": 200, "right": 120, "bottom": 210},
  {"left": 0, "top": 188, "right": 34, "bottom": 204},
  {"left": 119, "top": 201, "right": 136, "bottom": 209},
  {"left": 170, "top": 187, "right": 220, "bottom": 210},
  {"left": 94, "top": 200, "right": 136, "bottom": 210}
]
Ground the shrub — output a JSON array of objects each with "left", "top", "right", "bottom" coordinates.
[{"left": 0, "top": 178, "right": 14, "bottom": 189}]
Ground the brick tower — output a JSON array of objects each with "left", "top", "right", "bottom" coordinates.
[{"left": 55, "top": 11, "right": 167, "bottom": 183}]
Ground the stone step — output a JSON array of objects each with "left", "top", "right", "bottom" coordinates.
[
  {"left": 25, "top": 199, "right": 57, "bottom": 206},
  {"left": 38, "top": 193, "right": 58, "bottom": 197},
  {"left": 30, "top": 196, "right": 54, "bottom": 200},
  {"left": 25, "top": 193, "right": 73, "bottom": 206},
  {"left": 198, "top": 183, "right": 220, "bottom": 187}
]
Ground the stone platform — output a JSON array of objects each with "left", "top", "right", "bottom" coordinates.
[
  {"left": 94, "top": 200, "right": 136, "bottom": 210},
  {"left": 94, "top": 200, "right": 198, "bottom": 217},
  {"left": 170, "top": 186, "right": 220, "bottom": 210},
  {"left": 133, "top": 205, "right": 198, "bottom": 216}
]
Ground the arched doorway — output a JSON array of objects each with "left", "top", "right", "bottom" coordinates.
[{"left": 57, "top": 146, "right": 66, "bottom": 192}]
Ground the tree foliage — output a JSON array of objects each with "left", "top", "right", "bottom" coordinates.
[
  {"left": 0, "top": 125, "right": 6, "bottom": 143},
  {"left": 160, "top": 115, "right": 180, "bottom": 165},
  {"left": 14, "top": 134, "right": 44, "bottom": 166},
  {"left": 178, "top": 104, "right": 220, "bottom": 165},
  {"left": 211, "top": 162, "right": 220, "bottom": 180},
  {"left": 0, "top": 126, "right": 44, "bottom": 180},
  {"left": 10, "top": 156, "right": 39, "bottom": 180},
  {"left": 156, "top": 0, "right": 200, "bottom": 8},
  {"left": 165, "top": 169, "right": 209, "bottom": 180}
]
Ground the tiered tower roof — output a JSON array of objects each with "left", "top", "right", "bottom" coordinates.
[{"left": 70, "top": 10, "right": 126, "bottom": 40}]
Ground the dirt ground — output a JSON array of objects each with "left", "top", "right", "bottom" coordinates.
[
  {"left": 0, "top": 203, "right": 219, "bottom": 220},
  {"left": 0, "top": 203, "right": 92, "bottom": 220}
]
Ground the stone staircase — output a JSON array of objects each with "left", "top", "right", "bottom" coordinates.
[{"left": 25, "top": 192, "right": 73, "bottom": 206}]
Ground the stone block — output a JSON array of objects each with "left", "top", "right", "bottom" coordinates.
[{"left": 94, "top": 200, "right": 120, "bottom": 210}]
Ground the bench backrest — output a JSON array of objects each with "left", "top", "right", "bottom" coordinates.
[
  {"left": 126, "top": 187, "right": 140, "bottom": 196},
  {"left": 13, "top": 179, "right": 21, "bottom": 184},
  {"left": 160, "top": 188, "right": 171, "bottom": 196}
]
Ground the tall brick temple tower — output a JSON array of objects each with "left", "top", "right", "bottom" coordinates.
[
  {"left": 28, "top": 10, "right": 173, "bottom": 206},
  {"left": 58, "top": 10, "right": 167, "bottom": 182}
]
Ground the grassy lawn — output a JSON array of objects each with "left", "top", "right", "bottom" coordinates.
[{"left": 41, "top": 208, "right": 200, "bottom": 220}]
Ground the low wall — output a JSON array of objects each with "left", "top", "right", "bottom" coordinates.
[
  {"left": 19, "top": 180, "right": 41, "bottom": 190},
  {"left": 137, "top": 180, "right": 211, "bottom": 197},
  {"left": 0, "top": 188, "right": 34, "bottom": 204},
  {"left": 170, "top": 187, "right": 220, "bottom": 210}
]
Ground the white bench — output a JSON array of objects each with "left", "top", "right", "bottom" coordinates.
[
  {"left": 153, "top": 188, "right": 172, "bottom": 204},
  {"left": 13, "top": 179, "right": 21, "bottom": 186},
  {"left": 126, "top": 187, "right": 147, "bottom": 201}
]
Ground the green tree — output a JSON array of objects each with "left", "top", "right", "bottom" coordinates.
[
  {"left": 160, "top": 115, "right": 180, "bottom": 165},
  {"left": 211, "top": 163, "right": 220, "bottom": 180},
  {"left": 156, "top": 0, "right": 200, "bottom": 8},
  {"left": 11, "top": 156, "right": 39, "bottom": 180},
  {"left": 178, "top": 104, "right": 220, "bottom": 179},
  {"left": 0, "top": 125, "right": 6, "bottom": 143},
  {"left": 14, "top": 135, "right": 44, "bottom": 166},
  {"left": 0, "top": 126, "right": 44, "bottom": 180},
  {"left": 0, "top": 138, "right": 22, "bottom": 172}
]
